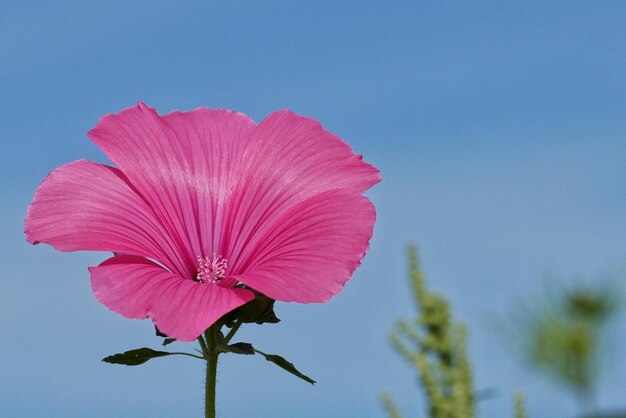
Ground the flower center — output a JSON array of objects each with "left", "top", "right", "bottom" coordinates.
[{"left": 196, "top": 254, "right": 227, "bottom": 284}]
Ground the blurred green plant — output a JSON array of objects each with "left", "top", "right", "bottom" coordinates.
[
  {"left": 514, "top": 393, "right": 526, "bottom": 418},
  {"left": 519, "top": 284, "right": 617, "bottom": 416},
  {"left": 381, "top": 245, "right": 475, "bottom": 418},
  {"left": 383, "top": 246, "right": 625, "bottom": 418},
  {"left": 382, "top": 245, "right": 528, "bottom": 418}
]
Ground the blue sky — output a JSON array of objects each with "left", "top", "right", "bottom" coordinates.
[{"left": 2, "top": 1, "right": 626, "bottom": 417}]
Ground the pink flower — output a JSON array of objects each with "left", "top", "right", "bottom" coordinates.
[{"left": 25, "top": 103, "right": 380, "bottom": 341}]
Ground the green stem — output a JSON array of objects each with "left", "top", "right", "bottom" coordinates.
[
  {"left": 223, "top": 320, "right": 243, "bottom": 344},
  {"left": 169, "top": 352, "right": 205, "bottom": 360},
  {"left": 204, "top": 326, "right": 219, "bottom": 418},
  {"left": 252, "top": 348, "right": 268, "bottom": 356},
  {"left": 198, "top": 334, "right": 209, "bottom": 357}
]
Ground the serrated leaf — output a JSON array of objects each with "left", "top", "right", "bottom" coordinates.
[
  {"left": 102, "top": 348, "right": 173, "bottom": 366},
  {"left": 254, "top": 349, "right": 316, "bottom": 385}
]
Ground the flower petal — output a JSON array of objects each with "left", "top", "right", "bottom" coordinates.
[
  {"left": 229, "top": 190, "right": 376, "bottom": 303},
  {"left": 25, "top": 160, "right": 189, "bottom": 275},
  {"left": 87, "top": 103, "right": 257, "bottom": 273},
  {"left": 89, "top": 255, "right": 254, "bottom": 341},
  {"left": 224, "top": 110, "right": 380, "bottom": 277},
  {"left": 247, "top": 109, "right": 380, "bottom": 194}
]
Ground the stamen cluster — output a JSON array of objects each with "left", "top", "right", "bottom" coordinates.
[{"left": 196, "top": 254, "right": 227, "bottom": 284}]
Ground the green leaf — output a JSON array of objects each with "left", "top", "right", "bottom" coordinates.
[
  {"left": 254, "top": 349, "right": 316, "bottom": 385},
  {"left": 227, "top": 342, "right": 255, "bottom": 355},
  {"left": 223, "top": 289, "right": 281, "bottom": 325},
  {"left": 162, "top": 338, "right": 176, "bottom": 346},
  {"left": 256, "top": 308, "right": 281, "bottom": 324},
  {"left": 155, "top": 325, "right": 176, "bottom": 347},
  {"left": 214, "top": 339, "right": 255, "bottom": 355},
  {"left": 154, "top": 326, "right": 168, "bottom": 338},
  {"left": 102, "top": 348, "right": 174, "bottom": 366}
]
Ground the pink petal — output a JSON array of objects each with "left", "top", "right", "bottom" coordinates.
[
  {"left": 89, "top": 255, "right": 254, "bottom": 341},
  {"left": 224, "top": 110, "right": 380, "bottom": 271},
  {"left": 25, "top": 160, "right": 190, "bottom": 276},
  {"left": 229, "top": 190, "right": 376, "bottom": 303},
  {"left": 87, "top": 103, "right": 257, "bottom": 273},
  {"left": 244, "top": 109, "right": 379, "bottom": 194}
]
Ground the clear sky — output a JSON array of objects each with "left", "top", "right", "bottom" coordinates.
[{"left": 2, "top": 1, "right": 626, "bottom": 417}]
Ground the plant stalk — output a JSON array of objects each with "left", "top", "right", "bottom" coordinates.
[{"left": 204, "top": 326, "right": 219, "bottom": 418}]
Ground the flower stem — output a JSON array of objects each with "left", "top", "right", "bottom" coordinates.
[
  {"left": 204, "top": 326, "right": 219, "bottom": 418},
  {"left": 223, "top": 320, "right": 242, "bottom": 344},
  {"left": 169, "top": 352, "right": 205, "bottom": 360},
  {"left": 198, "top": 334, "right": 209, "bottom": 355}
]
